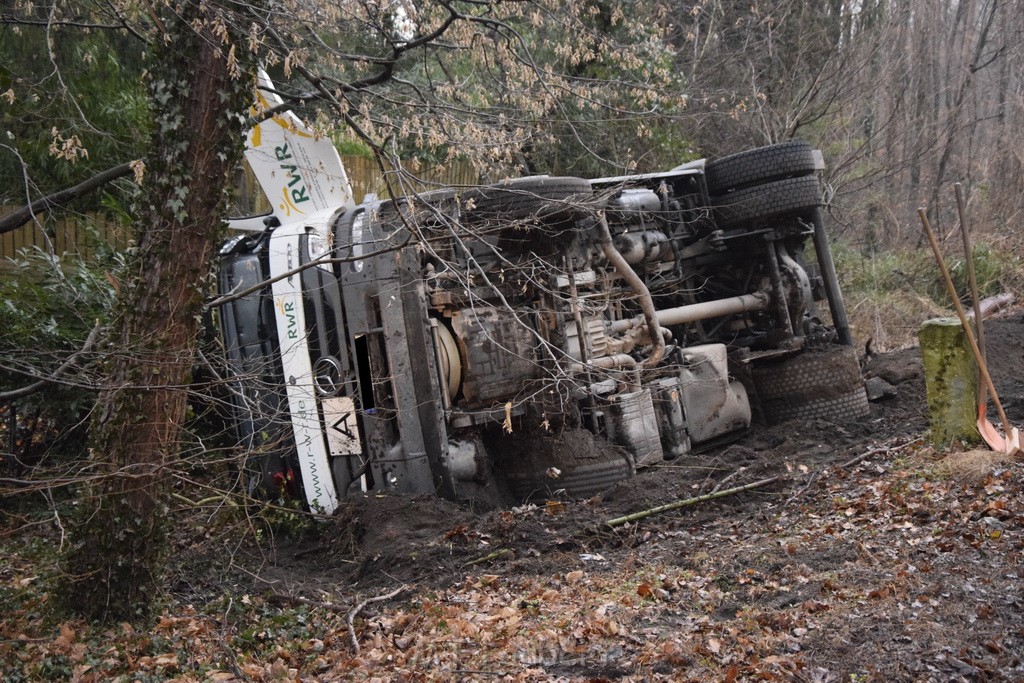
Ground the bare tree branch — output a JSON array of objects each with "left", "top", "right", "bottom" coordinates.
[
  {"left": 0, "top": 323, "right": 103, "bottom": 403},
  {"left": 0, "top": 163, "right": 134, "bottom": 236},
  {"left": 0, "top": 15, "right": 123, "bottom": 30}
]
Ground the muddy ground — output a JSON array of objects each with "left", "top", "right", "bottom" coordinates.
[
  {"left": 187, "top": 312, "right": 1024, "bottom": 681},
  {"left": 3, "top": 315, "right": 1023, "bottom": 682}
]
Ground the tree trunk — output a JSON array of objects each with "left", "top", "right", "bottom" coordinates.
[{"left": 60, "top": 1, "right": 254, "bottom": 623}]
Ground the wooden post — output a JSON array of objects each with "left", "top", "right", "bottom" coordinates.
[{"left": 919, "top": 317, "right": 980, "bottom": 447}]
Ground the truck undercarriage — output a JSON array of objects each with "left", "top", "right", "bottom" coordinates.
[{"left": 218, "top": 139, "right": 868, "bottom": 513}]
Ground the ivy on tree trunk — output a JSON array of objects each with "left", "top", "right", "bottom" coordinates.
[{"left": 60, "top": 0, "right": 255, "bottom": 623}]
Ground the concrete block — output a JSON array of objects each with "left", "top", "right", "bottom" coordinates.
[{"left": 918, "top": 317, "right": 979, "bottom": 447}]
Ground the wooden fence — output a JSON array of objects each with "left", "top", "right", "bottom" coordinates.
[
  {"left": 0, "top": 208, "right": 127, "bottom": 264},
  {"left": 1, "top": 155, "right": 478, "bottom": 264},
  {"left": 343, "top": 156, "right": 479, "bottom": 202}
]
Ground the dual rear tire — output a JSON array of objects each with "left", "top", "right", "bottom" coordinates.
[
  {"left": 752, "top": 346, "right": 870, "bottom": 425},
  {"left": 706, "top": 141, "right": 823, "bottom": 230}
]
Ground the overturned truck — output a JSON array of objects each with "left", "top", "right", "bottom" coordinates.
[{"left": 218, "top": 88, "right": 867, "bottom": 514}]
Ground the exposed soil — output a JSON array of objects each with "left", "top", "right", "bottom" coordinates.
[
  {"left": 3, "top": 314, "right": 1022, "bottom": 681},
  {"left": 219, "top": 312, "right": 1024, "bottom": 681}
]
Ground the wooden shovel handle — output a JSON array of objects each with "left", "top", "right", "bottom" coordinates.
[
  {"left": 954, "top": 182, "right": 987, "bottom": 407},
  {"left": 918, "top": 208, "right": 1013, "bottom": 436}
]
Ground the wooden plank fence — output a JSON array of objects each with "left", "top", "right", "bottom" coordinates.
[
  {"left": 343, "top": 156, "right": 480, "bottom": 202},
  {"left": 0, "top": 208, "right": 127, "bottom": 265},
  {"left": 1, "top": 155, "right": 478, "bottom": 265}
]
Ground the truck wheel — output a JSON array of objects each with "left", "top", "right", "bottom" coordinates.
[
  {"left": 503, "top": 450, "right": 635, "bottom": 502},
  {"left": 752, "top": 346, "right": 870, "bottom": 425},
  {"left": 705, "top": 140, "right": 817, "bottom": 194},
  {"left": 712, "top": 175, "right": 822, "bottom": 230},
  {"left": 460, "top": 176, "right": 594, "bottom": 225}
]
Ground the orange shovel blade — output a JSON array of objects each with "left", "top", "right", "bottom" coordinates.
[
  {"left": 977, "top": 413, "right": 1005, "bottom": 452},
  {"left": 1007, "top": 427, "right": 1021, "bottom": 457},
  {"left": 977, "top": 406, "right": 1021, "bottom": 456}
]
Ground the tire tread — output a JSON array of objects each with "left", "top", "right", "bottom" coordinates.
[
  {"left": 753, "top": 346, "right": 870, "bottom": 425},
  {"left": 706, "top": 141, "right": 817, "bottom": 193},
  {"left": 505, "top": 454, "right": 634, "bottom": 501},
  {"left": 712, "top": 175, "right": 822, "bottom": 229}
]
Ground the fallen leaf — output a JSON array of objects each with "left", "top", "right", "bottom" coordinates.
[
  {"left": 56, "top": 622, "right": 76, "bottom": 646},
  {"left": 545, "top": 500, "right": 565, "bottom": 515},
  {"left": 152, "top": 653, "right": 178, "bottom": 668},
  {"left": 802, "top": 599, "right": 831, "bottom": 613},
  {"left": 70, "top": 664, "right": 92, "bottom": 683},
  {"left": 444, "top": 524, "right": 470, "bottom": 539}
]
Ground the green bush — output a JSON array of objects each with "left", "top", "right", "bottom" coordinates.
[
  {"left": 834, "top": 239, "right": 1015, "bottom": 309},
  {"left": 831, "top": 238, "right": 1022, "bottom": 350},
  {"left": 0, "top": 243, "right": 123, "bottom": 461},
  {"left": 944, "top": 242, "right": 1010, "bottom": 301}
]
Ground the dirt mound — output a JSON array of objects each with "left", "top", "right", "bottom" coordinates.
[{"left": 324, "top": 493, "right": 474, "bottom": 585}]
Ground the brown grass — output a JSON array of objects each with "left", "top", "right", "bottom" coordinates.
[{"left": 935, "top": 447, "right": 1016, "bottom": 481}]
